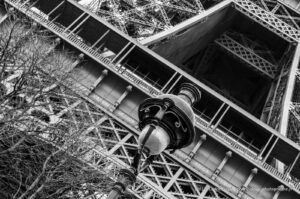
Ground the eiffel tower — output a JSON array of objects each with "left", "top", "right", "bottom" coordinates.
[{"left": 2, "top": 0, "right": 300, "bottom": 199}]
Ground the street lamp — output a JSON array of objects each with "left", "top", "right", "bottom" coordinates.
[{"left": 107, "top": 83, "right": 201, "bottom": 199}]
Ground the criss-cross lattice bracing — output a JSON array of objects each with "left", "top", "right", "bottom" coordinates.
[
  {"left": 76, "top": 0, "right": 210, "bottom": 40},
  {"left": 261, "top": 45, "right": 294, "bottom": 129},
  {"left": 288, "top": 108, "right": 300, "bottom": 144},
  {"left": 2, "top": 67, "right": 230, "bottom": 199},
  {"left": 51, "top": 87, "right": 230, "bottom": 199},
  {"left": 7, "top": 0, "right": 300, "bottom": 193},
  {"left": 287, "top": 68, "right": 300, "bottom": 145},
  {"left": 253, "top": 0, "right": 300, "bottom": 30},
  {"left": 241, "top": 1, "right": 300, "bottom": 147},
  {"left": 75, "top": 0, "right": 300, "bottom": 42},
  {"left": 234, "top": 0, "right": 300, "bottom": 42},
  {"left": 5, "top": 0, "right": 300, "bottom": 198},
  {"left": 215, "top": 31, "right": 278, "bottom": 78},
  {"left": 0, "top": 15, "right": 230, "bottom": 196}
]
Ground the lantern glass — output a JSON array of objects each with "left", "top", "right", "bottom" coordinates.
[{"left": 138, "top": 125, "right": 170, "bottom": 155}]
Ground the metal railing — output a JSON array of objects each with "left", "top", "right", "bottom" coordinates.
[
  {"left": 177, "top": 150, "right": 254, "bottom": 199},
  {"left": 12, "top": 0, "right": 161, "bottom": 97}
]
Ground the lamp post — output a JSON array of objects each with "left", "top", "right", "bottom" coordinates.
[{"left": 107, "top": 83, "right": 201, "bottom": 199}]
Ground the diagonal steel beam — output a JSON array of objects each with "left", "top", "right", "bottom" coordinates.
[
  {"left": 215, "top": 32, "right": 278, "bottom": 78},
  {"left": 234, "top": 0, "right": 300, "bottom": 42}
]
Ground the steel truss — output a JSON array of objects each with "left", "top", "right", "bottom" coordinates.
[
  {"left": 253, "top": 0, "right": 300, "bottom": 30},
  {"left": 264, "top": 43, "right": 300, "bottom": 148},
  {"left": 4, "top": 0, "right": 300, "bottom": 198},
  {"left": 260, "top": 45, "right": 293, "bottom": 130},
  {"left": 287, "top": 70, "right": 300, "bottom": 145},
  {"left": 0, "top": 7, "right": 230, "bottom": 197},
  {"left": 234, "top": 0, "right": 300, "bottom": 42},
  {"left": 215, "top": 30, "right": 278, "bottom": 78},
  {"left": 231, "top": 1, "right": 300, "bottom": 148},
  {"left": 77, "top": 0, "right": 210, "bottom": 40},
  {"left": 9, "top": 0, "right": 300, "bottom": 190},
  {"left": 76, "top": 0, "right": 300, "bottom": 43},
  {"left": 1, "top": 63, "right": 230, "bottom": 199}
]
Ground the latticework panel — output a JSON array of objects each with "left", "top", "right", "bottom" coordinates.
[
  {"left": 253, "top": 0, "right": 300, "bottom": 30},
  {"left": 76, "top": 0, "right": 218, "bottom": 40},
  {"left": 258, "top": 43, "right": 294, "bottom": 130},
  {"left": 235, "top": 0, "right": 299, "bottom": 41},
  {"left": 234, "top": 0, "right": 300, "bottom": 42},
  {"left": 75, "top": 0, "right": 300, "bottom": 43},
  {"left": 9, "top": 74, "right": 230, "bottom": 199},
  {"left": 0, "top": 20, "right": 230, "bottom": 197},
  {"left": 215, "top": 31, "right": 278, "bottom": 78},
  {"left": 287, "top": 72, "right": 300, "bottom": 145},
  {"left": 4, "top": 0, "right": 300, "bottom": 198},
  {"left": 47, "top": 88, "right": 230, "bottom": 199},
  {"left": 288, "top": 109, "right": 300, "bottom": 144}
]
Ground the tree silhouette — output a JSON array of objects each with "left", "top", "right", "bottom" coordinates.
[{"left": 0, "top": 11, "right": 114, "bottom": 199}]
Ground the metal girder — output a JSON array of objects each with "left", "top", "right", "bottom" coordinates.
[
  {"left": 255, "top": 0, "right": 300, "bottom": 29},
  {"left": 234, "top": 0, "right": 300, "bottom": 42},
  {"left": 286, "top": 71, "right": 300, "bottom": 144},
  {"left": 262, "top": 45, "right": 293, "bottom": 129},
  {"left": 12, "top": 0, "right": 300, "bottom": 192},
  {"left": 78, "top": 0, "right": 206, "bottom": 39},
  {"left": 215, "top": 31, "right": 278, "bottom": 78},
  {"left": 10, "top": 70, "right": 230, "bottom": 199},
  {"left": 1, "top": 67, "right": 166, "bottom": 198},
  {"left": 278, "top": 0, "right": 300, "bottom": 13},
  {"left": 279, "top": 42, "right": 300, "bottom": 139},
  {"left": 288, "top": 105, "right": 300, "bottom": 144},
  {"left": 11, "top": 0, "right": 162, "bottom": 96},
  {"left": 7, "top": 1, "right": 300, "bottom": 198},
  {"left": 78, "top": 0, "right": 300, "bottom": 43},
  {"left": 163, "top": 3, "right": 198, "bottom": 14},
  {"left": 55, "top": 94, "right": 230, "bottom": 199},
  {"left": 194, "top": 0, "right": 205, "bottom": 11},
  {"left": 0, "top": 7, "right": 231, "bottom": 197}
]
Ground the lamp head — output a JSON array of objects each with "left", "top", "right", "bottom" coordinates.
[
  {"left": 138, "top": 124, "right": 170, "bottom": 155},
  {"left": 138, "top": 83, "right": 201, "bottom": 155}
]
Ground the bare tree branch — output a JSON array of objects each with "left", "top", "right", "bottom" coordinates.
[{"left": 0, "top": 11, "right": 113, "bottom": 199}]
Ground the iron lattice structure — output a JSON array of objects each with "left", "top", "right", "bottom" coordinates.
[
  {"left": 0, "top": 49, "right": 230, "bottom": 199},
  {"left": 77, "top": 0, "right": 214, "bottom": 40},
  {"left": 77, "top": 0, "right": 300, "bottom": 144},
  {"left": 76, "top": 0, "right": 300, "bottom": 41},
  {"left": 77, "top": 0, "right": 300, "bottom": 145},
  {"left": 3, "top": 0, "right": 300, "bottom": 199}
]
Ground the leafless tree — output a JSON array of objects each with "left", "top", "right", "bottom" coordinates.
[{"left": 0, "top": 12, "right": 113, "bottom": 199}]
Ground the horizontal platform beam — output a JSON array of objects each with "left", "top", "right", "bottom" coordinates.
[
  {"left": 215, "top": 32, "right": 278, "bottom": 78},
  {"left": 234, "top": 0, "right": 300, "bottom": 42}
]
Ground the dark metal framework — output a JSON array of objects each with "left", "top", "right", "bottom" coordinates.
[{"left": 3, "top": 0, "right": 300, "bottom": 198}]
